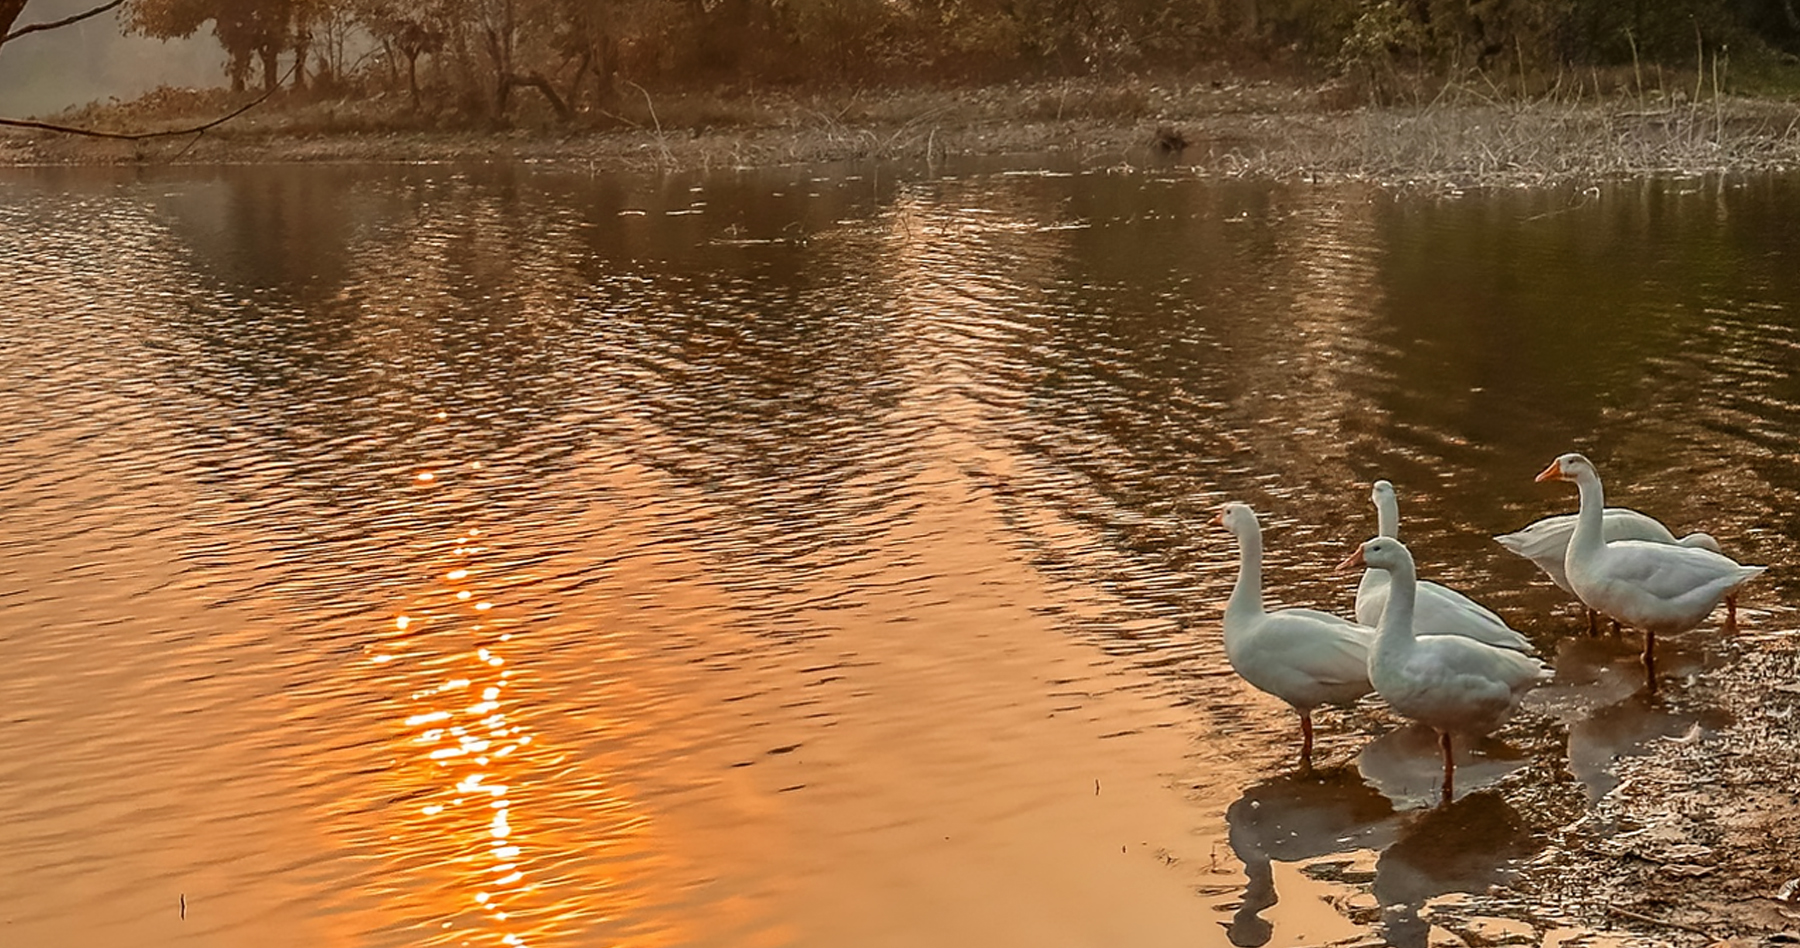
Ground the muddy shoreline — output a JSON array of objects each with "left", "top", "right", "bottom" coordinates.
[{"left": 1499, "top": 625, "right": 1800, "bottom": 947}]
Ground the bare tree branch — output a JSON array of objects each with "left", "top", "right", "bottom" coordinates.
[
  {"left": 0, "top": 63, "right": 294, "bottom": 140},
  {"left": 0, "top": 0, "right": 29, "bottom": 45},
  {"left": 3, "top": 0, "right": 125, "bottom": 45}
]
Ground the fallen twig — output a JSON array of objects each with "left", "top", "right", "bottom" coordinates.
[{"left": 1606, "top": 904, "right": 1718, "bottom": 940}]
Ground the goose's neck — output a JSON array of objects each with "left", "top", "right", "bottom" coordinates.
[
  {"left": 1224, "top": 526, "right": 1266, "bottom": 632},
  {"left": 1375, "top": 492, "right": 1399, "bottom": 539},
  {"left": 1373, "top": 556, "right": 1419, "bottom": 662},
  {"left": 1568, "top": 471, "right": 1607, "bottom": 561}
]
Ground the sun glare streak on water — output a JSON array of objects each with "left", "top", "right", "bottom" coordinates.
[{"left": 3, "top": 165, "right": 1800, "bottom": 948}]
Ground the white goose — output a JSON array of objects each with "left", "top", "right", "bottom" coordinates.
[
  {"left": 1535, "top": 453, "right": 1764, "bottom": 687},
  {"left": 1355, "top": 480, "right": 1535, "bottom": 654},
  {"left": 1219, "top": 503, "right": 1374, "bottom": 770},
  {"left": 1495, "top": 507, "right": 1727, "bottom": 630},
  {"left": 1340, "top": 536, "right": 1549, "bottom": 802},
  {"left": 1495, "top": 509, "right": 1722, "bottom": 592}
]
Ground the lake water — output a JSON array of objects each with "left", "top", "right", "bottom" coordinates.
[{"left": 3, "top": 160, "right": 1797, "bottom": 948}]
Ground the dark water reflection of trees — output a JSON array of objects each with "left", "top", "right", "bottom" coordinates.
[
  {"left": 27, "top": 162, "right": 1792, "bottom": 627},
  {"left": 120, "top": 165, "right": 926, "bottom": 612},
  {"left": 66, "top": 161, "right": 1795, "bottom": 656}
]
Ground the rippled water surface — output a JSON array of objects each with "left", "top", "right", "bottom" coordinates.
[{"left": 4, "top": 162, "right": 1798, "bottom": 948}]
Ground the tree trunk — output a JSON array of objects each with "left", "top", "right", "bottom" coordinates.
[
  {"left": 485, "top": 25, "right": 511, "bottom": 117},
  {"left": 259, "top": 45, "right": 279, "bottom": 92},
  {"left": 405, "top": 50, "right": 421, "bottom": 110},
  {"left": 229, "top": 48, "right": 251, "bottom": 92},
  {"left": 563, "top": 49, "right": 593, "bottom": 112},
  {"left": 379, "top": 37, "right": 397, "bottom": 87},
  {"left": 502, "top": 72, "right": 572, "bottom": 121},
  {"left": 593, "top": 34, "right": 619, "bottom": 106},
  {"left": 293, "top": 32, "right": 310, "bottom": 91},
  {"left": 479, "top": 0, "right": 521, "bottom": 119}
]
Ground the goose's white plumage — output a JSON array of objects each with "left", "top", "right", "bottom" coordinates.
[
  {"left": 1219, "top": 503, "right": 1374, "bottom": 769},
  {"left": 1342, "top": 536, "right": 1550, "bottom": 801},
  {"left": 1495, "top": 507, "right": 1722, "bottom": 594},
  {"left": 1354, "top": 480, "right": 1535, "bottom": 655},
  {"left": 1536, "top": 453, "right": 1764, "bottom": 685}
]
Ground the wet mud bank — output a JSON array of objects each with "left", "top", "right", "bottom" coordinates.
[{"left": 1504, "top": 624, "right": 1800, "bottom": 945}]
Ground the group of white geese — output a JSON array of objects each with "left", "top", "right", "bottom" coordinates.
[{"left": 1219, "top": 452, "right": 1765, "bottom": 801}]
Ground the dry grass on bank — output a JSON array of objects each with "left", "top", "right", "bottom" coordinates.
[{"left": 6, "top": 74, "right": 1800, "bottom": 185}]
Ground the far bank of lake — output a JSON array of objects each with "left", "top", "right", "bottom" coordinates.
[{"left": 6, "top": 77, "right": 1800, "bottom": 187}]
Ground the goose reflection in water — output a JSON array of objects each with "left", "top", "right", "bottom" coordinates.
[
  {"left": 1223, "top": 767, "right": 1399, "bottom": 947},
  {"left": 1567, "top": 692, "right": 1728, "bottom": 799},
  {"left": 1355, "top": 722, "right": 1530, "bottom": 809},
  {"left": 1372, "top": 791, "right": 1536, "bottom": 948},
  {"left": 1543, "top": 635, "right": 1731, "bottom": 800},
  {"left": 1224, "top": 755, "right": 1542, "bottom": 946}
]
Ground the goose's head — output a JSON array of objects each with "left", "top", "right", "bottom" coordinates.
[
  {"left": 1370, "top": 479, "right": 1395, "bottom": 503},
  {"left": 1336, "top": 535, "right": 1412, "bottom": 573},
  {"left": 1215, "top": 502, "right": 1258, "bottom": 536},
  {"left": 1535, "top": 452, "right": 1596, "bottom": 484}
]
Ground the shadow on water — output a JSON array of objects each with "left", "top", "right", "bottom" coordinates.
[{"left": 1566, "top": 692, "right": 1732, "bottom": 801}]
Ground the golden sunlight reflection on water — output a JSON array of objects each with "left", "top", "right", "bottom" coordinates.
[
  {"left": 346, "top": 508, "right": 719, "bottom": 948},
  {"left": 366, "top": 527, "right": 551, "bottom": 948}
]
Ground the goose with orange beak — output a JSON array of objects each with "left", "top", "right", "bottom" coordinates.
[
  {"left": 1339, "top": 536, "right": 1549, "bottom": 803},
  {"left": 1494, "top": 506, "right": 1723, "bottom": 635},
  {"left": 1535, "top": 453, "right": 1764, "bottom": 690}
]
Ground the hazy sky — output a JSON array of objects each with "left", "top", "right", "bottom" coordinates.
[{"left": 0, "top": 0, "right": 224, "bottom": 117}]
